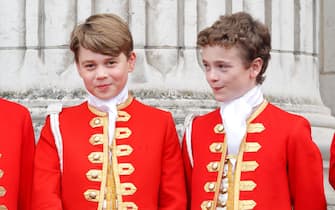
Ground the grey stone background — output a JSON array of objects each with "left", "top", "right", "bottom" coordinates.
[{"left": 1, "top": 0, "right": 335, "bottom": 207}]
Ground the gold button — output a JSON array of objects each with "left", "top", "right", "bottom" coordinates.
[
  {"left": 0, "top": 205, "right": 8, "bottom": 210},
  {"left": 0, "top": 153, "right": 2, "bottom": 158},
  {"left": 215, "top": 143, "right": 222, "bottom": 151},
  {"left": 93, "top": 154, "right": 101, "bottom": 161},
  {"left": 94, "top": 119, "right": 101, "bottom": 125},
  {"left": 0, "top": 170, "right": 3, "bottom": 178},
  {"left": 89, "top": 191, "right": 97, "bottom": 199},
  {"left": 0, "top": 186, "right": 6, "bottom": 197},
  {"left": 206, "top": 201, "right": 212, "bottom": 209},
  {"left": 93, "top": 136, "right": 101, "bottom": 143},
  {"left": 217, "top": 124, "right": 224, "bottom": 132},
  {"left": 208, "top": 183, "right": 215, "bottom": 191},
  {"left": 211, "top": 162, "right": 219, "bottom": 170},
  {"left": 91, "top": 171, "right": 99, "bottom": 179},
  {"left": 214, "top": 124, "right": 225, "bottom": 133}
]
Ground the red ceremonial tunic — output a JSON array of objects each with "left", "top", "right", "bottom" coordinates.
[
  {"left": 0, "top": 98, "right": 35, "bottom": 210},
  {"left": 329, "top": 133, "right": 335, "bottom": 189},
  {"left": 32, "top": 96, "right": 186, "bottom": 210},
  {"left": 182, "top": 101, "right": 326, "bottom": 210}
]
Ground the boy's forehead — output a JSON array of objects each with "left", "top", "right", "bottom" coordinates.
[
  {"left": 78, "top": 46, "right": 121, "bottom": 57},
  {"left": 200, "top": 45, "right": 243, "bottom": 62},
  {"left": 200, "top": 45, "right": 235, "bottom": 55}
]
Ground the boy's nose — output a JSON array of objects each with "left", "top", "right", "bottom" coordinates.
[
  {"left": 96, "top": 66, "right": 108, "bottom": 79},
  {"left": 207, "top": 69, "right": 219, "bottom": 81}
]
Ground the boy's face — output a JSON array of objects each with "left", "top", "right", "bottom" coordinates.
[
  {"left": 76, "top": 46, "right": 136, "bottom": 100},
  {"left": 201, "top": 45, "right": 261, "bottom": 102}
]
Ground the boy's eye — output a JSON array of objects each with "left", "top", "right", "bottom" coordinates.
[
  {"left": 217, "top": 64, "right": 230, "bottom": 72},
  {"left": 107, "top": 60, "right": 116, "bottom": 66},
  {"left": 84, "top": 64, "right": 95, "bottom": 70},
  {"left": 203, "top": 63, "right": 210, "bottom": 71}
]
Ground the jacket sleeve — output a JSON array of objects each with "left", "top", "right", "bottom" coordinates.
[
  {"left": 287, "top": 116, "right": 326, "bottom": 210},
  {"left": 329, "top": 133, "right": 335, "bottom": 189},
  {"left": 158, "top": 113, "right": 187, "bottom": 210},
  {"left": 18, "top": 109, "right": 35, "bottom": 210},
  {"left": 32, "top": 116, "right": 63, "bottom": 210}
]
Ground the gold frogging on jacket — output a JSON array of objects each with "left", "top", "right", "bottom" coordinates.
[{"left": 83, "top": 103, "right": 138, "bottom": 210}]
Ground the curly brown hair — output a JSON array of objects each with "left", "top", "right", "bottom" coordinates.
[
  {"left": 70, "top": 13, "right": 133, "bottom": 62},
  {"left": 197, "top": 12, "right": 271, "bottom": 84}
]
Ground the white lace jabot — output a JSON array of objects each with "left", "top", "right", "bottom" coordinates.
[{"left": 219, "top": 85, "right": 264, "bottom": 156}]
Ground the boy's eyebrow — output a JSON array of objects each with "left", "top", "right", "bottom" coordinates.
[
  {"left": 80, "top": 60, "right": 95, "bottom": 64},
  {"left": 202, "top": 58, "right": 231, "bottom": 64}
]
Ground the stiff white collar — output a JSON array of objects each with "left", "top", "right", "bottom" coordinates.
[{"left": 219, "top": 85, "right": 264, "bottom": 156}]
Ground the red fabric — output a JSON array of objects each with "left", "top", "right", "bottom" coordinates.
[
  {"left": 183, "top": 102, "right": 326, "bottom": 210},
  {"left": 329, "top": 133, "right": 335, "bottom": 189},
  {"left": 0, "top": 98, "right": 35, "bottom": 210},
  {"left": 32, "top": 98, "right": 186, "bottom": 210}
]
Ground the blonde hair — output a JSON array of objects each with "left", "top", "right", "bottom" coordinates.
[{"left": 70, "top": 13, "right": 133, "bottom": 62}]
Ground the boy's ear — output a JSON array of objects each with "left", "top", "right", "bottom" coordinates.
[
  {"left": 249, "top": 57, "right": 263, "bottom": 78},
  {"left": 128, "top": 51, "right": 136, "bottom": 72}
]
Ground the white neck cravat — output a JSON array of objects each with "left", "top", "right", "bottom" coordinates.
[
  {"left": 219, "top": 85, "right": 264, "bottom": 156},
  {"left": 87, "top": 86, "right": 129, "bottom": 146}
]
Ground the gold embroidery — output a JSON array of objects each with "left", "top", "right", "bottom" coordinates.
[
  {"left": 111, "top": 140, "right": 123, "bottom": 208},
  {"left": 247, "top": 123, "right": 265, "bottom": 133},
  {"left": 120, "top": 183, "right": 137, "bottom": 195},
  {"left": 119, "top": 202, "right": 138, "bottom": 210},
  {"left": 241, "top": 161, "right": 259, "bottom": 172},
  {"left": 239, "top": 200, "right": 256, "bottom": 209},
  {"left": 115, "top": 127, "right": 132, "bottom": 139},
  {"left": 106, "top": 164, "right": 117, "bottom": 210},
  {"left": 117, "top": 111, "right": 131, "bottom": 122},
  {"left": 247, "top": 100, "right": 268, "bottom": 123},
  {"left": 227, "top": 160, "right": 235, "bottom": 209},
  {"left": 244, "top": 142, "right": 261, "bottom": 152},
  {"left": 118, "top": 163, "right": 135, "bottom": 175},
  {"left": 117, "top": 95, "right": 133, "bottom": 110},
  {"left": 97, "top": 119, "right": 109, "bottom": 210},
  {"left": 239, "top": 181, "right": 257, "bottom": 191},
  {"left": 116, "top": 145, "right": 133, "bottom": 156}
]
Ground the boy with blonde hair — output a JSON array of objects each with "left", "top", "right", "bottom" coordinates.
[{"left": 32, "top": 13, "right": 186, "bottom": 210}]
